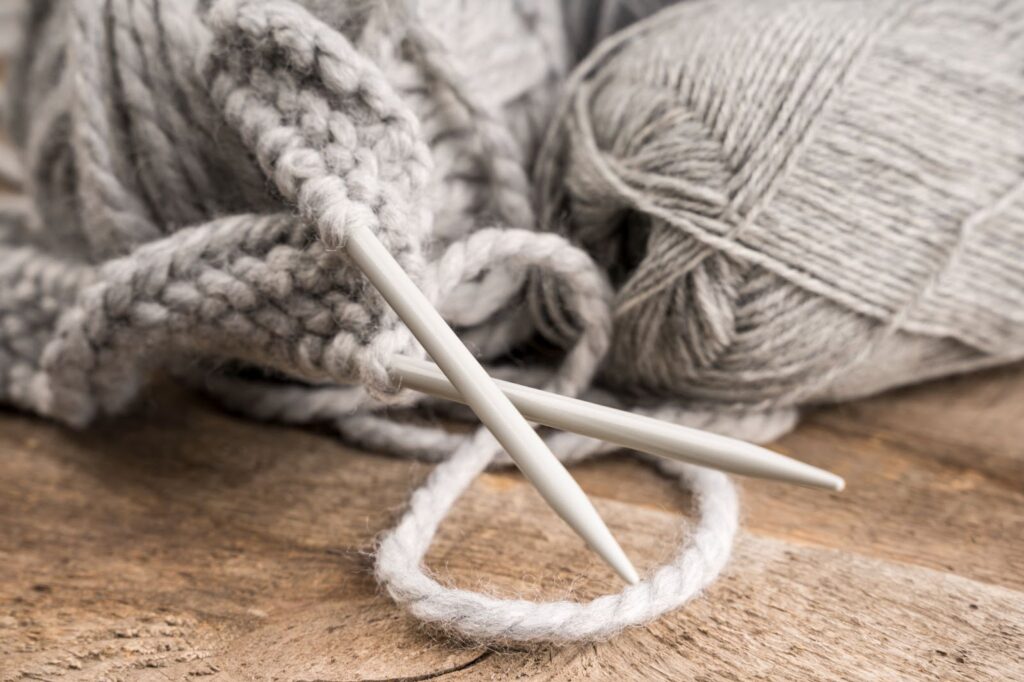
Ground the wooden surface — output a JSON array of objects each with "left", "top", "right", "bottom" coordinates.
[{"left": 1, "top": 363, "right": 1023, "bottom": 681}]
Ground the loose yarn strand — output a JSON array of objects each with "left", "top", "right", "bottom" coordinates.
[{"left": 375, "top": 428, "right": 741, "bottom": 643}]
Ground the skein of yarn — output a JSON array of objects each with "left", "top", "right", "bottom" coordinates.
[
  {"left": 3, "top": 0, "right": 1022, "bottom": 645},
  {"left": 538, "top": 0, "right": 1024, "bottom": 410}
]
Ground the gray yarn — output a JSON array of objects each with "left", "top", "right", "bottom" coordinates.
[
  {"left": 537, "top": 0, "right": 1024, "bottom": 409},
  {"left": 3, "top": 0, "right": 1022, "bottom": 644},
  {"left": 560, "top": 0, "right": 680, "bottom": 60}
]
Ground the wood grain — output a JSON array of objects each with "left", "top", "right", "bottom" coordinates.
[{"left": 1, "top": 364, "right": 1023, "bottom": 681}]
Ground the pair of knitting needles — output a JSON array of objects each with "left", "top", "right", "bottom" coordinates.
[{"left": 346, "top": 223, "right": 843, "bottom": 585}]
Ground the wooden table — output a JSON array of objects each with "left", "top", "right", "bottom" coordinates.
[{"left": 1, "top": 363, "right": 1022, "bottom": 680}]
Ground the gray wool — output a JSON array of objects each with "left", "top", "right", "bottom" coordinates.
[
  {"left": 2, "top": 0, "right": 1022, "bottom": 644},
  {"left": 537, "top": 0, "right": 1024, "bottom": 409}
]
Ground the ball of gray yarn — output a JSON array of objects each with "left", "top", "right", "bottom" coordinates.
[{"left": 538, "top": 0, "right": 1024, "bottom": 409}]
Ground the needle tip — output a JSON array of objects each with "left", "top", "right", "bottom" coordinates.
[
  {"left": 594, "top": 532, "right": 640, "bottom": 585},
  {"left": 833, "top": 477, "right": 846, "bottom": 492},
  {"left": 620, "top": 563, "right": 640, "bottom": 585}
]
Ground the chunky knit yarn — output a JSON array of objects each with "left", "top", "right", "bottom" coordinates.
[{"left": 3, "top": 0, "right": 1023, "bottom": 644}]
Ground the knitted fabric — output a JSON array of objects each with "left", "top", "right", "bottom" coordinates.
[{"left": 3, "top": 0, "right": 1022, "bottom": 644}]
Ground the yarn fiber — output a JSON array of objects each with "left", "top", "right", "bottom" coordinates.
[
  {"left": 3, "top": 0, "right": 1023, "bottom": 645},
  {"left": 537, "top": 0, "right": 1024, "bottom": 409}
]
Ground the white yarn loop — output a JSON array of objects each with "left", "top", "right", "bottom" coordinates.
[{"left": 374, "top": 427, "right": 740, "bottom": 643}]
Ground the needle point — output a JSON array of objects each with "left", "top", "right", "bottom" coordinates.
[
  {"left": 620, "top": 561, "right": 641, "bottom": 586},
  {"left": 603, "top": 537, "right": 639, "bottom": 585}
]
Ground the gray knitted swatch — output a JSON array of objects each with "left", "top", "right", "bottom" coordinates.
[{"left": 2, "top": 0, "right": 1022, "bottom": 643}]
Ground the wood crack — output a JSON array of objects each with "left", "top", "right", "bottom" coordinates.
[{"left": 303, "top": 650, "right": 494, "bottom": 682}]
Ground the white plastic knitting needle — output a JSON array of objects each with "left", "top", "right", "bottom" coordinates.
[
  {"left": 390, "top": 355, "right": 846, "bottom": 492},
  {"left": 344, "top": 223, "right": 639, "bottom": 585}
]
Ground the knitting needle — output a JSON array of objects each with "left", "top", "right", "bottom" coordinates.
[
  {"left": 344, "top": 223, "right": 639, "bottom": 585},
  {"left": 390, "top": 355, "right": 846, "bottom": 492}
]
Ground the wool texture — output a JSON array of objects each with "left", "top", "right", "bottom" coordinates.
[
  {"left": 537, "top": 0, "right": 1024, "bottom": 409},
  {"left": 2, "top": 0, "right": 1022, "bottom": 644}
]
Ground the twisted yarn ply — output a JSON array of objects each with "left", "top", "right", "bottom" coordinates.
[{"left": 538, "top": 0, "right": 1024, "bottom": 409}]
